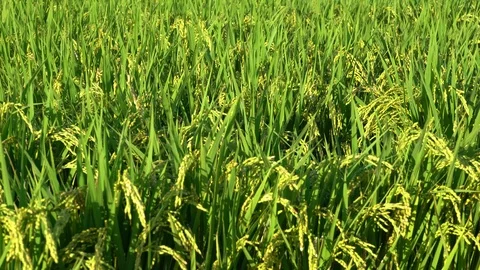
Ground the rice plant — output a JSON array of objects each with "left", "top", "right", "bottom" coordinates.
[{"left": 1, "top": 0, "right": 480, "bottom": 269}]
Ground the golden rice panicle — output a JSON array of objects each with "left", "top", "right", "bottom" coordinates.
[
  {"left": 0, "top": 102, "right": 15, "bottom": 119},
  {"left": 258, "top": 230, "right": 289, "bottom": 270},
  {"left": 431, "top": 186, "right": 462, "bottom": 222},
  {"left": 116, "top": 170, "right": 147, "bottom": 228},
  {"left": 397, "top": 122, "right": 422, "bottom": 154},
  {"left": 6, "top": 219, "right": 33, "bottom": 270},
  {"left": 256, "top": 194, "right": 297, "bottom": 220},
  {"left": 359, "top": 185, "right": 412, "bottom": 246},
  {"left": 242, "top": 156, "right": 264, "bottom": 167},
  {"left": 465, "top": 192, "right": 480, "bottom": 206},
  {"left": 236, "top": 235, "right": 262, "bottom": 264},
  {"left": 40, "top": 215, "right": 59, "bottom": 263},
  {"left": 198, "top": 20, "right": 212, "bottom": 53},
  {"left": 308, "top": 235, "right": 318, "bottom": 270},
  {"left": 275, "top": 165, "right": 300, "bottom": 191},
  {"left": 17, "top": 201, "right": 58, "bottom": 269},
  {"left": 365, "top": 155, "right": 395, "bottom": 171},
  {"left": 424, "top": 133, "right": 480, "bottom": 182},
  {"left": 155, "top": 246, "right": 188, "bottom": 270},
  {"left": 298, "top": 203, "right": 308, "bottom": 252},
  {"left": 393, "top": 185, "right": 412, "bottom": 239},
  {"left": 235, "top": 235, "right": 250, "bottom": 252},
  {"left": 0, "top": 205, "right": 33, "bottom": 270},
  {"left": 235, "top": 234, "right": 261, "bottom": 255},
  {"left": 236, "top": 157, "right": 268, "bottom": 193},
  {"left": 239, "top": 196, "right": 252, "bottom": 224},
  {"left": 454, "top": 88, "right": 471, "bottom": 118},
  {"left": 344, "top": 51, "right": 368, "bottom": 89},
  {"left": 0, "top": 103, "right": 37, "bottom": 137},
  {"left": 277, "top": 197, "right": 298, "bottom": 217},
  {"left": 49, "top": 125, "right": 82, "bottom": 155},
  {"left": 61, "top": 228, "right": 100, "bottom": 263},
  {"left": 171, "top": 18, "right": 187, "bottom": 40},
  {"left": 258, "top": 192, "right": 273, "bottom": 204},
  {"left": 26, "top": 200, "right": 59, "bottom": 263},
  {"left": 57, "top": 188, "right": 86, "bottom": 214},
  {"left": 175, "top": 153, "right": 194, "bottom": 208},
  {"left": 358, "top": 86, "right": 412, "bottom": 142},
  {"left": 85, "top": 228, "right": 108, "bottom": 270},
  {"left": 435, "top": 222, "right": 480, "bottom": 258},
  {"left": 167, "top": 213, "right": 201, "bottom": 255},
  {"left": 334, "top": 235, "right": 376, "bottom": 270}
]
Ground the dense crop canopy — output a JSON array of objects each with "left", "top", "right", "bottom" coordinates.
[{"left": 1, "top": 0, "right": 480, "bottom": 269}]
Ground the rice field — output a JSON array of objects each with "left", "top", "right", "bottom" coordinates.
[{"left": 1, "top": 0, "right": 480, "bottom": 269}]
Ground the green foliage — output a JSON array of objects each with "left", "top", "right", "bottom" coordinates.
[{"left": 1, "top": 0, "right": 480, "bottom": 269}]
